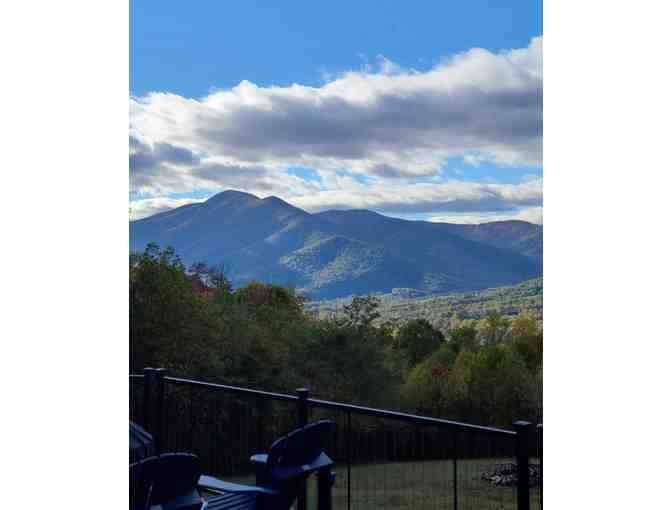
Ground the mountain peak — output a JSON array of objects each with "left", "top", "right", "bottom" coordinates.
[
  {"left": 260, "top": 195, "right": 287, "bottom": 205},
  {"left": 205, "top": 189, "right": 260, "bottom": 203}
]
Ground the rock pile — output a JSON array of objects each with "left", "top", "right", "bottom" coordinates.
[{"left": 481, "top": 463, "right": 541, "bottom": 488}]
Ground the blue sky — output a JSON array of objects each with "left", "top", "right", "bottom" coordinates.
[{"left": 130, "top": 1, "right": 542, "bottom": 223}]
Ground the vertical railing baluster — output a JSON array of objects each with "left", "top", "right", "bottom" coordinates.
[
  {"left": 154, "top": 368, "right": 166, "bottom": 454},
  {"left": 537, "top": 424, "right": 543, "bottom": 509},
  {"left": 142, "top": 367, "right": 154, "bottom": 431},
  {"left": 453, "top": 430, "right": 458, "bottom": 510},
  {"left": 296, "top": 388, "right": 310, "bottom": 510},
  {"left": 256, "top": 395, "right": 263, "bottom": 454},
  {"left": 347, "top": 411, "right": 352, "bottom": 510},
  {"left": 514, "top": 421, "right": 531, "bottom": 510},
  {"left": 317, "top": 467, "right": 334, "bottom": 510}
]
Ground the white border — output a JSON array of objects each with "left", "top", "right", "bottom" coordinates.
[{"left": 1, "top": 2, "right": 128, "bottom": 507}]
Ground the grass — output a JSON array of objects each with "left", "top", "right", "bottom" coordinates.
[{"left": 225, "top": 457, "right": 541, "bottom": 510}]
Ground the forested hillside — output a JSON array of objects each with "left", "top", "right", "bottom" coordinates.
[
  {"left": 309, "top": 278, "right": 542, "bottom": 334},
  {"left": 131, "top": 244, "right": 542, "bottom": 428}
]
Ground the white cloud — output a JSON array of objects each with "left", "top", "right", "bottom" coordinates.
[
  {"left": 289, "top": 178, "right": 542, "bottom": 215},
  {"left": 129, "top": 197, "right": 206, "bottom": 220},
  {"left": 129, "top": 37, "right": 542, "bottom": 219}
]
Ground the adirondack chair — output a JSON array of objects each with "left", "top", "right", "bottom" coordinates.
[
  {"left": 130, "top": 453, "right": 203, "bottom": 510},
  {"left": 130, "top": 421, "right": 154, "bottom": 463},
  {"left": 129, "top": 420, "right": 336, "bottom": 510},
  {"left": 200, "top": 420, "right": 337, "bottom": 510}
]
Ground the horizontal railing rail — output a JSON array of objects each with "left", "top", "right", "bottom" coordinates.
[
  {"left": 130, "top": 369, "right": 541, "bottom": 510},
  {"left": 308, "top": 397, "right": 516, "bottom": 437},
  {"left": 164, "top": 376, "right": 299, "bottom": 403},
  {"left": 159, "top": 375, "right": 516, "bottom": 437}
]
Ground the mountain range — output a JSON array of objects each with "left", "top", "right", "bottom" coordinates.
[{"left": 130, "top": 190, "right": 542, "bottom": 299}]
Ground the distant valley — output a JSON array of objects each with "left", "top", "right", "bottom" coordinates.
[{"left": 130, "top": 190, "right": 542, "bottom": 299}]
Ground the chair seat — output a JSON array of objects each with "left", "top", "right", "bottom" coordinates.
[
  {"left": 204, "top": 492, "right": 257, "bottom": 510},
  {"left": 198, "top": 475, "right": 277, "bottom": 495}
]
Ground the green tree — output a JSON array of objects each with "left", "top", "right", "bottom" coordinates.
[
  {"left": 401, "top": 343, "right": 457, "bottom": 415},
  {"left": 130, "top": 244, "right": 222, "bottom": 376},
  {"left": 397, "top": 318, "right": 445, "bottom": 366},
  {"left": 447, "top": 322, "right": 479, "bottom": 355},
  {"left": 343, "top": 295, "right": 381, "bottom": 329},
  {"left": 290, "top": 318, "right": 399, "bottom": 406},
  {"left": 508, "top": 314, "right": 543, "bottom": 371},
  {"left": 478, "top": 312, "right": 510, "bottom": 345}
]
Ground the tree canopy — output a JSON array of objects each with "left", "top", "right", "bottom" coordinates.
[{"left": 130, "top": 244, "right": 542, "bottom": 427}]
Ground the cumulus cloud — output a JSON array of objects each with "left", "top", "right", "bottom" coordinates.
[
  {"left": 289, "top": 178, "right": 542, "bottom": 215},
  {"left": 129, "top": 197, "right": 206, "bottom": 220},
  {"left": 130, "top": 135, "right": 320, "bottom": 198},
  {"left": 129, "top": 37, "right": 542, "bottom": 220}
]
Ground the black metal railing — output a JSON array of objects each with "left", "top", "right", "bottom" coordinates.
[{"left": 130, "top": 368, "right": 542, "bottom": 510}]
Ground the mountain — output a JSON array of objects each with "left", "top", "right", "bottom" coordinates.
[
  {"left": 130, "top": 190, "right": 542, "bottom": 299},
  {"left": 315, "top": 210, "right": 542, "bottom": 263}
]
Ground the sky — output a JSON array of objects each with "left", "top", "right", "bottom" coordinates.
[{"left": 130, "top": 1, "right": 542, "bottom": 224}]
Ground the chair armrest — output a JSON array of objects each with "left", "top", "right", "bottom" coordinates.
[
  {"left": 198, "top": 475, "right": 279, "bottom": 496},
  {"left": 269, "top": 452, "right": 335, "bottom": 481},
  {"left": 250, "top": 454, "right": 268, "bottom": 485},
  {"left": 250, "top": 454, "right": 268, "bottom": 466}
]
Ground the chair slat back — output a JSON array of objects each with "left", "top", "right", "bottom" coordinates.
[
  {"left": 277, "top": 420, "right": 334, "bottom": 468},
  {"left": 261, "top": 420, "right": 335, "bottom": 487},
  {"left": 129, "top": 456, "right": 159, "bottom": 509},
  {"left": 130, "top": 453, "right": 202, "bottom": 509}
]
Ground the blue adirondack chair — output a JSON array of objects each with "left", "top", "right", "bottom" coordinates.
[
  {"left": 130, "top": 453, "right": 203, "bottom": 510},
  {"left": 129, "top": 420, "right": 336, "bottom": 510},
  {"left": 130, "top": 421, "right": 154, "bottom": 463},
  {"left": 200, "top": 420, "right": 336, "bottom": 510}
]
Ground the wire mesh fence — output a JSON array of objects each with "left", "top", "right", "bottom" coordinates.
[
  {"left": 307, "top": 406, "right": 524, "bottom": 510},
  {"left": 130, "top": 370, "right": 541, "bottom": 510},
  {"left": 161, "top": 380, "right": 297, "bottom": 481},
  {"left": 129, "top": 374, "right": 145, "bottom": 427}
]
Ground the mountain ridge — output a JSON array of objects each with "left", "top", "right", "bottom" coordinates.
[{"left": 130, "top": 190, "right": 542, "bottom": 299}]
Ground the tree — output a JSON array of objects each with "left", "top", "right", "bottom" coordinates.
[
  {"left": 343, "top": 295, "right": 381, "bottom": 329},
  {"left": 401, "top": 343, "right": 457, "bottom": 415},
  {"left": 447, "top": 322, "right": 479, "bottom": 355},
  {"left": 397, "top": 318, "right": 445, "bottom": 366},
  {"left": 233, "top": 282, "right": 305, "bottom": 322},
  {"left": 478, "top": 312, "right": 510, "bottom": 345},
  {"left": 289, "top": 318, "right": 399, "bottom": 406},
  {"left": 508, "top": 314, "right": 543, "bottom": 371},
  {"left": 130, "top": 244, "right": 222, "bottom": 375},
  {"left": 188, "top": 261, "right": 232, "bottom": 295}
]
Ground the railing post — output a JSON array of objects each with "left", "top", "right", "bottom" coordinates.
[
  {"left": 453, "top": 430, "right": 458, "bottom": 510},
  {"left": 154, "top": 368, "right": 167, "bottom": 454},
  {"left": 296, "top": 388, "right": 310, "bottom": 510},
  {"left": 347, "top": 412, "right": 352, "bottom": 510},
  {"left": 514, "top": 421, "right": 531, "bottom": 510},
  {"left": 142, "top": 367, "right": 154, "bottom": 431},
  {"left": 297, "top": 388, "right": 310, "bottom": 427},
  {"left": 537, "top": 424, "right": 543, "bottom": 509},
  {"left": 317, "top": 468, "right": 335, "bottom": 510}
]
